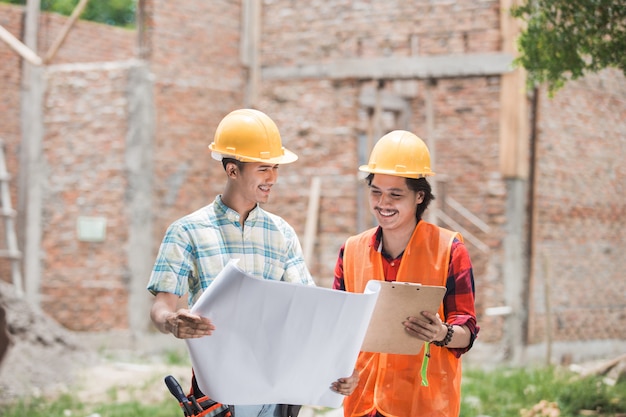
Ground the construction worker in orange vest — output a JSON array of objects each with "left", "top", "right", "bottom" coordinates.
[{"left": 333, "top": 130, "right": 479, "bottom": 417}]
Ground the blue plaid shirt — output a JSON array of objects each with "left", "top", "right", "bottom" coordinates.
[{"left": 147, "top": 195, "right": 314, "bottom": 306}]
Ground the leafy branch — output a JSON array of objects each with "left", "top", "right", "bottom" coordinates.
[{"left": 511, "top": 0, "right": 626, "bottom": 95}]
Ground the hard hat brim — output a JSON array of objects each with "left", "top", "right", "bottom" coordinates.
[
  {"left": 358, "top": 164, "right": 435, "bottom": 179},
  {"left": 210, "top": 146, "right": 298, "bottom": 165}
]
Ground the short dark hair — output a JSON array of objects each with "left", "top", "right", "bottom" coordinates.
[
  {"left": 221, "top": 157, "right": 245, "bottom": 172},
  {"left": 366, "top": 173, "right": 435, "bottom": 221}
]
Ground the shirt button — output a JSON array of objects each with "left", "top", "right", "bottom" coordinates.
[{"left": 390, "top": 262, "right": 395, "bottom": 266}]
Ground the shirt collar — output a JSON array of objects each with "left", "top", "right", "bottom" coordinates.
[
  {"left": 371, "top": 220, "right": 422, "bottom": 260},
  {"left": 370, "top": 226, "right": 383, "bottom": 252},
  {"left": 215, "top": 195, "right": 260, "bottom": 224}
]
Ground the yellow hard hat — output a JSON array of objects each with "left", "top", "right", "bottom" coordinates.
[
  {"left": 359, "top": 130, "right": 434, "bottom": 178},
  {"left": 209, "top": 109, "right": 298, "bottom": 164}
]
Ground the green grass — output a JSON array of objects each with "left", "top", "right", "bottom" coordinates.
[
  {"left": 0, "top": 394, "right": 182, "bottom": 417},
  {"left": 0, "top": 394, "right": 84, "bottom": 417},
  {"left": 163, "top": 348, "right": 192, "bottom": 366},
  {"left": 90, "top": 400, "right": 183, "bottom": 417},
  {"left": 461, "top": 366, "right": 626, "bottom": 417},
  {"left": 1, "top": 365, "right": 624, "bottom": 417}
]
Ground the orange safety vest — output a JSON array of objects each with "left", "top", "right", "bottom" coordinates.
[{"left": 343, "top": 221, "right": 462, "bottom": 417}]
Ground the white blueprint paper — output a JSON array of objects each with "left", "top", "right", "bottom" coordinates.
[{"left": 186, "top": 260, "right": 379, "bottom": 408}]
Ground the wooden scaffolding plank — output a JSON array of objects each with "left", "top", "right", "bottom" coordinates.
[{"left": 0, "top": 140, "right": 23, "bottom": 296}]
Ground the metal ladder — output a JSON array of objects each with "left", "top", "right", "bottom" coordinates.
[{"left": 0, "top": 139, "right": 22, "bottom": 296}]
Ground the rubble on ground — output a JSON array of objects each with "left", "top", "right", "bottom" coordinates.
[
  {"left": 569, "top": 352, "right": 626, "bottom": 386},
  {"left": 0, "top": 280, "right": 96, "bottom": 403}
]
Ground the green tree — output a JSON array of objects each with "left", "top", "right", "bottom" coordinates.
[
  {"left": 511, "top": 0, "right": 626, "bottom": 95},
  {"left": 0, "top": 0, "right": 136, "bottom": 28}
]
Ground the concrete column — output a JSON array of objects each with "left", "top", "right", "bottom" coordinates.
[
  {"left": 125, "top": 63, "right": 156, "bottom": 338},
  {"left": 499, "top": 0, "right": 531, "bottom": 364},
  {"left": 19, "top": 66, "right": 45, "bottom": 306},
  {"left": 502, "top": 178, "right": 529, "bottom": 364},
  {"left": 19, "top": 0, "right": 44, "bottom": 306}
]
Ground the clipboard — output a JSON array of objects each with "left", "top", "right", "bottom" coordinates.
[{"left": 361, "top": 280, "right": 446, "bottom": 355}]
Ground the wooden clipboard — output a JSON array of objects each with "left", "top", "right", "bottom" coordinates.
[{"left": 361, "top": 281, "right": 446, "bottom": 355}]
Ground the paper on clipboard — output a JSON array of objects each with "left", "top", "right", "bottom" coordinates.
[{"left": 361, "top": 280, "right": 446, "bottom": 355}]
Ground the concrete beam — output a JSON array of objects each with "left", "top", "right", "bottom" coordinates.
[
  {"left": 262, "top": 53, "right": 514, "bottom": 81},
  {"left": 358, "top": 88, "right": 408, "bottom": 111}
]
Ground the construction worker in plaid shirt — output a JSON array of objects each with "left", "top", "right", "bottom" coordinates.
[
  {"left": 333, "top": 130, "right": 479, "bottom": 417},
  {"left": 148, "top": 109, "right": 359, "bottom": 417}
]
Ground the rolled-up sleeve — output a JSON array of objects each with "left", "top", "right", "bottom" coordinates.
[{"left": 444, "top": 240, "right": 479, "bottom": 357}]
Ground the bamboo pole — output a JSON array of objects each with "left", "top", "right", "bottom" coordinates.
[
  {"left": 303, "top": 176, "right": 321, "bottom": 265},
  {"left": 43, "top": 0, "right": 90, "bottom": 64},
  {"left": 0, "top": 25, "right": 42, "bottom": 66}
]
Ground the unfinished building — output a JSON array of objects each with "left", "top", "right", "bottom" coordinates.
[{"left": 0, "top": 0, "right": 624, "bottom": 364}]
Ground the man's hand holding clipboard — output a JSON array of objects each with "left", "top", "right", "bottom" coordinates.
[{"left": 361, "top": 281, "right": 446, "bottom": 355}]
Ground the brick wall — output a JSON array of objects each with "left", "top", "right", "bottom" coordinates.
[
  {"left": 0, "top": 5, "right": 23, "bottom": 167},
  {"left": 41, "top": 62, "right": 137, "bottom": 330},
  {"left": 0, "top": 3, "right": 135, "bottom": 277},
  {"left": 256, "top": 1, "right": 507, "bottom": 343},
  {"left": 262, "top": 0, "right": 501, "bottom": 62},
  {"left": 38, "top": 11, "right": 136, "bottom": 64},
  {"left": 146, "top": 0, "right": 246, "bottom": 241},
  {"left": 0, "top": 3, "right": 135, "bottom": 330},
  {"left": 0, "top": 5, "right": 24, "bottom": 283},
  {"left": 257, "top": 78, "right": 363, "bottom": 286},
  {"left": 528, "top": 68, "right": 626, "bottom": 344},
  {"left": 0, "top": 3, "right": 134, "bottom": 165},
  {"left": 0, "top": 1, "right": 624, "bottom": 350}
]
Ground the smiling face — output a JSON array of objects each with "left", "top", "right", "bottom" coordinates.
[
  {"left": 235, "top": 161, "right": 279, "bottom": 206},
  {"left": 368, "top": 174, "right": 424, "bottom": 232}
]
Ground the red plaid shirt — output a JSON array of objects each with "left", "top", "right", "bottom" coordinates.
[
  {"left": 334, "top": 226, "right": 479, "bottom": 416},
  {"left": 334, "top": 225, "right": 479, "bottom": 353}
]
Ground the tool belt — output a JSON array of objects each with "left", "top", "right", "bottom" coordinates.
[
  {"left": 165, "top": 374, "right": 232, "bottom": 417},
  {"left": 165, "top": 374, "right": 301, "bottom": 417},
  {"left": 180, "top": 394, "right": 232, "bottom": 417},
  {"left": 190, "top": 374, "right": 233, "bottom": 417}
]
